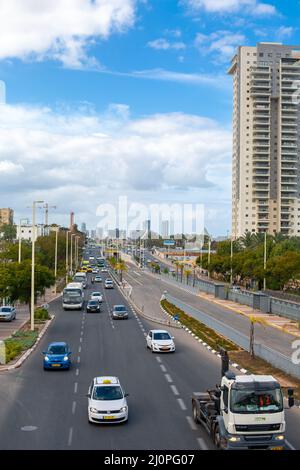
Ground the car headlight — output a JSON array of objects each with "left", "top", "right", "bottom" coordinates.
[
  {"left": 275, "top": 435, "right": 285, "bottom": 441},
  {"left": 120, "top": 406, "right": 128, "bottom": 413},
  {"left": 44, "top": 356, "right": 50, "bottom": 361},
  {"left": 90, "top": 407, "right": 99, "bottom": 413},
  {"left": 228, "top": 436, "right": 241, "bottom": 442},
  {"left": 63, "top": 356, "right": 69, "bottom": 361}
]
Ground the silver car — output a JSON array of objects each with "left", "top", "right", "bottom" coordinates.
[{"left": 0, "top": 306, "right": 16, "bottom": 322}]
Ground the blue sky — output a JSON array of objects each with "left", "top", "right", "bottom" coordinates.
[{"left": 0, "top": 0, "right": 299, "bottom": 236}]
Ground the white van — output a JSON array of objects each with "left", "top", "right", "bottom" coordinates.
[{"left": 73, "top": 272, "right": 87, "bottom": 288}]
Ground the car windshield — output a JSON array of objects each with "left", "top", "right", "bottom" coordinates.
[
  {"left": 106, "top": 280, "right": 112, "bottom": 284},
  {"left": 93, "top": 385, "right": 123, "bottom": 401},
  {"left": 231, "top": 387, "right": 283, "bottom": 414},
  {"left": 92, "top": 292, "right": 101, "bottom": 296},
  {"left": 48, "top": 345, "right": 67, "bottom": 355},
  {"left": 114, "top": 306, "right": 126, "bottom": 312},
  {"left": 153, "top": 332, "right": 171, "bottom": 340},
  {"left": 89, "top": 301, "right": 98, "bottom": 306},
  {"left": 0, "top": 307, "right": 12, "bottom": 312}
]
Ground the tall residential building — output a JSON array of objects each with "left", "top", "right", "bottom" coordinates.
[
  {"left": 228, "top": 42, "right": 300, "bottom": 238},
  {"left": 0, "top": 208, "right": 14, "bottom": 226},
  {"left": 161, "top": 220, "right": 170, "bottom": 238},
  {"left": 81, "top": 222, "right": 87, "bottom": 233}
]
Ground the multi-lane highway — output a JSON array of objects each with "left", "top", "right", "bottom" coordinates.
[{"left": 0, "top": 247, "right": 225, "bottom": 450}]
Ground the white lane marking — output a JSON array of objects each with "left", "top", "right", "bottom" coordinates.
[
  {"left": 126, "top": 272, "right": 144, "bottom": 286},
  {"left": 77, "top": 356, "right": 81, "bottom": 363},
  {"left": 170, "top": 385, "right": 179, "bottom": 396},
  {"left": 21, "top": 426, "right": 38, "bottom": 431},
  {"left": 197, "top": 438, "right": 208, "bottom": 450},
  {"left": 156, "top": 357, "right": 162, "bottom": 363},
  {"left": 165, "top": 374, "right": 173, "bottom": 383},
  {"left": 76, "top": 368, "right": 79, "bottom": 376},
  {"left": 74, "top": 382, "right": 78, "bottom": 394},
  {"left": 79, "top": 338, "right": 83, "bottom": 343},
  {"left": 78, "top": 346, "right": 81, "bottom": 353},
  {"left": 160, "top": 364, "right": 167, "bottom": 373},
  {"left": 143, "top": 332, "right": 147, "bottom": 337},
  {"left": 286, "top": 440, "right": 296, "bottom": 451},
  {"left": 133, "top": 271, "right": 142, "bottom": 277},
  {"left": 72, "top": 401, "right": 76, "bottom": 415},
  {"left": 68, "top": 427, "right": 73, "bottom": 446},
  {"left": 186, "top": 416, "right": 197, "bottom": 430},
  {"left": 177, "top": 398, "right": 187, "bottom": 411}
]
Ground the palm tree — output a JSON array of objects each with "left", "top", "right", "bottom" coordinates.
[
  {"left": 174, "top": 261, "right": 180, "bottom": 281},
  {"left": 184, "top": 268, "right": 192, "bottom": 285},
  {"left": 115, "top": 260, "right": 127, "bottom": 283}
]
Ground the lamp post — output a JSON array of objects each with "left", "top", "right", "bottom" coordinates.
[
  {"left": 208, "top": 236, "right": 211, "bottom": 279},
  {"left": 230, "top": 235, "right": 233, "bottom": 286},
  {"left": 31, "top": 200, "right": 44, "bottom": 332},
  {"left": 263, "top": 231, "right": 267, "bottom": 291},
  {"left": 53, "top": 226, "right": 59, "bottom": 294},
  {"left": 70, "top": 234, "right": 76, "bottom": 276},
  {"left": 66, "top": 230, "right": 70, "bottom": 285},
  {"left": 75, "top": 236, "right": 80, "bottom": 270},
  {"left": 18, "top": 218, "right": 29, "bottom": 263}
]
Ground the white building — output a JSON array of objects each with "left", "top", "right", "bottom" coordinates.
[
  {"left": 228, "top": 42, "right": 300, "bottom": 237},
  {"left": 16, "top": 224, "right": 45, "bottom": 241}
]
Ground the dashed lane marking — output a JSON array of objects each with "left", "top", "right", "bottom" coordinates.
[
  {"left": 170, "top": 385, "right": 179, "bottom": 396},
  {"left": 156, "top": 357, "right": 162, "bottom": 363},
  {"left": 160, "top": 364, "right": 167, "bottom": 373},
  {"left": 197, "top": 437, "right": 209, "bottom": 450},
  {"left": 186, "top": 416, "right": 197, "bottom": 430},
  {"left": 74, "top": 382, "right": 78, "bottom": 394},
  {"left": 177, "top": 398, "right": 187, "bottom": 411},
  {"left": 77, "top": 356, "right": 81, "bottom": 363},
  {"left": 78, "top": 346, "right": 81, "bottom": 353},
  {"left": 68, "top": 427, "right": 73, "bottom": 446},
  {"left": 165, "top": 373, "right": 173, "bottom": 383},
  {"left": 76, "top": 368, "right": 79, "bottom": 376}
]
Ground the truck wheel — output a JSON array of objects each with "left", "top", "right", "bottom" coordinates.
[
  {"left": 192, "top": 403, "right": 200, "bottom": 424},
  {"left": 213, "top": 425, "right": 221, "bottom": 449}
]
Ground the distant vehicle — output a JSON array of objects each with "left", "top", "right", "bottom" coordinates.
[
  {"left": 62, "top": 283, "right": 84, "bottom": 310},
  {"left": 91, "top": 292, "right": 103, "bottom": 303},
  {"left": 0, "top": 306, "right": 16, "bottom": 322},
  {"left": 146, "top": 330, "right": 175, "bottom": 353},
  {"left": 89, "top": 256, "right": 95, "bottom": 261},
  {"left": 92, "top": 268, "right": 99, "bottom": 274},
  {"left": 86, "top": 300, "right": 101, "bottom": 313},
  {"left": 73, "top": 272, "right": 87, "bottom": 288},
  {"left": 104, "top": 279, "right": 114, "bottom": 289},
  {"left": 232, "top": 286, "right": 241, "bottom": 292},
  {"left": 112, "top": 305, "right": 128, "bottom": 320},
  {"left": 43, "top": 342, "right": 72, "bottom": 370},
  {"left": 94, "top": 275, "right": 102, "bottom": 283},
  {"left": 86, "top": 266, "right": 93, "bottom": 273},
  {"left": 101, "top": 268, "right": 108, "bottom": 273},
  {"left": 87, "top": 376, "right": 129, "bottom": 424}
]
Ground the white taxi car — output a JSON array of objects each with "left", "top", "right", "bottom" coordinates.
[
  {"left": 87, "top": 376, "right": 129, "bottom": 424},
  {"left": 146, "top": 329, "right": 175, "bottom": 353},
  {"left": 90, "top": 292, "right": 103, "bottom": 303}
]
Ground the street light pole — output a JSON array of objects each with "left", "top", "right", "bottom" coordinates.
[
  {"left": 54, "top": 226, "right": 59, "bottom": 294},
  {"left": 230, "top": 235, "right": 233, "bottom": 285},
  {"left": 18, "top": 218, "right": 29, "bottom": 263},
  {"left": 208, "top": 236, "right": 211, "bottom": 279},
  {"left": 66, "top": 230, "right": 69, "bottom": 285},
  {"left": 70, "top": 234, "right": 75, "bottom": 276},
  {"left": 263, "top": 231, "right": 267, "bottom": 291},
  {"left": 31, "top": 200, "right": 44, "bottom": 332}
]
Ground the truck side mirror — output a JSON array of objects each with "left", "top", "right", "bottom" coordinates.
[{"left": 288, "top": 388, "right": 294, "bottom": 408}]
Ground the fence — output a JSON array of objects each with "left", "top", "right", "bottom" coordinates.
[{"left": 165, "top": 293, "right": 300, "bottom": 379}]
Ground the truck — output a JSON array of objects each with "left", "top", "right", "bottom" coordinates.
[
  {"left": 62, "top": 282, "right": 84, "bottom": 310},
  {"left": 191, "top": 351, "right": 294, "bottom": 450}
]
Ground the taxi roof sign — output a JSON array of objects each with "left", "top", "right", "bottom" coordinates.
[{"left": 95, "top": 376, "right": 119, "bottom": 385}]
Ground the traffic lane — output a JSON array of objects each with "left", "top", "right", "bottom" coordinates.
[
  {"left": 285, "top": 404, "right": 300, "bottom": 450},
  {"left": 71, "top": 282, "right": 213, "bottom": 450},
  {"left": 0, "top": 296, "right": 85, "bottom": 450},
  {"left": 133, "top": 268, "right": 296, "bottom": 357},
  {"left": 0, "top": 307, "right": 29, "bottom": 341}
]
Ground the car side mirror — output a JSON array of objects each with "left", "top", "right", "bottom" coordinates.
[
  {"left": 42, "top": 351, "right": 46, "bottom": 355},
  {"left": 86, "top": 393, "right": 91, "bottom": 398},
  {"left": 125, "top": 393, "right": 129, "bottom": 397}
]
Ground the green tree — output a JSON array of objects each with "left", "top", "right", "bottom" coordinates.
[{"left": 0, "top": 224, "right": 16, "bottom": 242}]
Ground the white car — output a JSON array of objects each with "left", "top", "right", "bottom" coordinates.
[
  {"left": 0, "top": 306, "right": 16, "bottom": 322},
  {"left": 101, "top": 268, "right": 108, "bottom": 273},
  {"left": 90, "top": 292, "right": 103, "bottom": 303},
  {"left": 104, "top": 279, "right": 114, "bottom": 289},
  {"left": 87, "top": 376, "right": 129, "bottom": 424},
  {"left": 92, "top": 268, "right": 99, "bottom": 274},
  {"left": 146, "top": 329, "right": 175, "bottom": 353}
]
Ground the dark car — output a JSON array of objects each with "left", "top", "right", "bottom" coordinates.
[
  {"left": 43, "top": 342, "right": 72, "bottom": 370},
  {"left": 87, "top": 300, "right": 101, "bottom": 313},
  {"left": 112, "top": 305, "right": 128, "bottom": 320}
]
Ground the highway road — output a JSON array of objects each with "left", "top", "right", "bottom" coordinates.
[
  {"left": 0, "top": 247, "right": 224, "bottom": 450},
  {"left": 122, "top": 260, "right": 300, "bottom": 450}
]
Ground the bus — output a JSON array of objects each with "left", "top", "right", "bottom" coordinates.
[{"left": 62, "top": 283, "right": 84, "bottom": 310}]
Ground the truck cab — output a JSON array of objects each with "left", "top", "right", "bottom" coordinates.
[{"left": 192, "top": 371, "right": 294, "bottom": 450}]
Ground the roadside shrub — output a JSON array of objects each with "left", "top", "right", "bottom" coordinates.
[{"left": 34, "top": 307, "right": 50, "bottom": 320}]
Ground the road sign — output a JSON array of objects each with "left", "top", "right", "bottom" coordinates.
[{"left": 163, "top": 240, "right": 175, "bottom": 246}]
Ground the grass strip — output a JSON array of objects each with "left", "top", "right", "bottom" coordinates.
[
  {"left": 161, "top": 299, "right": 238, "bottom": 352},
  {"left": 4, "top": 329, "right": 39, "bottom": 363}
]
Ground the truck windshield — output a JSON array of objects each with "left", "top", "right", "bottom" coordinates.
[{"left": 231, "top": 388, "right": 283, "bottom": 414}]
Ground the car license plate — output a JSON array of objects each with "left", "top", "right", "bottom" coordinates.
[
  {"left": 52, "top": 364, "right": 60, "bottom": 367},
  {"left": 104, "top": 415, "right": 115, "bottom": 420},
  {"left": 271, "top": 446, "right": 283, "bottom": 451}
]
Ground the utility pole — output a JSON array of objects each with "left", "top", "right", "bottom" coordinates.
[
  {"left": 44, "top": 203, "right": 56, "bottom": 232},
  {"left": 31, "top": 200, "right": 44, "bottom": 331},
  {"left": 230, "top": 235, "right": 233, "bottom": 285},
  {"left": 263, "top": 231, "right": 267, "bottom": 291},
  {"left": 208, "top": 236, "right": 211, "bottom": 279},
  {"left": 53, "top": 226, "right": 59, "bottom": 294},
  {"left": 18, "top": 218, "right": 29, "bottom": 263},
  {"left": 66, "top": 230, "right": 69, "bottom": 285}
]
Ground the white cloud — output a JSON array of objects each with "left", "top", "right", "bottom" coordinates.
[
  {"left": 276, "top": 26, "right": 294, "bottom": 40},
  {"left": 147, "top": 38, "right": 186, "bottom": 51},
  {"left": 0, "top": 102, "right": 232, "bottom": 232},
  {"left": 0, "top": 0, "right": 136, "bottom": 67},
  {"left": 182, "top": 0, "right": 277, "bottom": 15},
  {"left": 195, "top": 30, "right": 246, "bottom": 62}
]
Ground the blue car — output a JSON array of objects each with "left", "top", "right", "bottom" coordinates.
[{"left": 43, "top": 342, "right": 72, "bottom": 370}]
